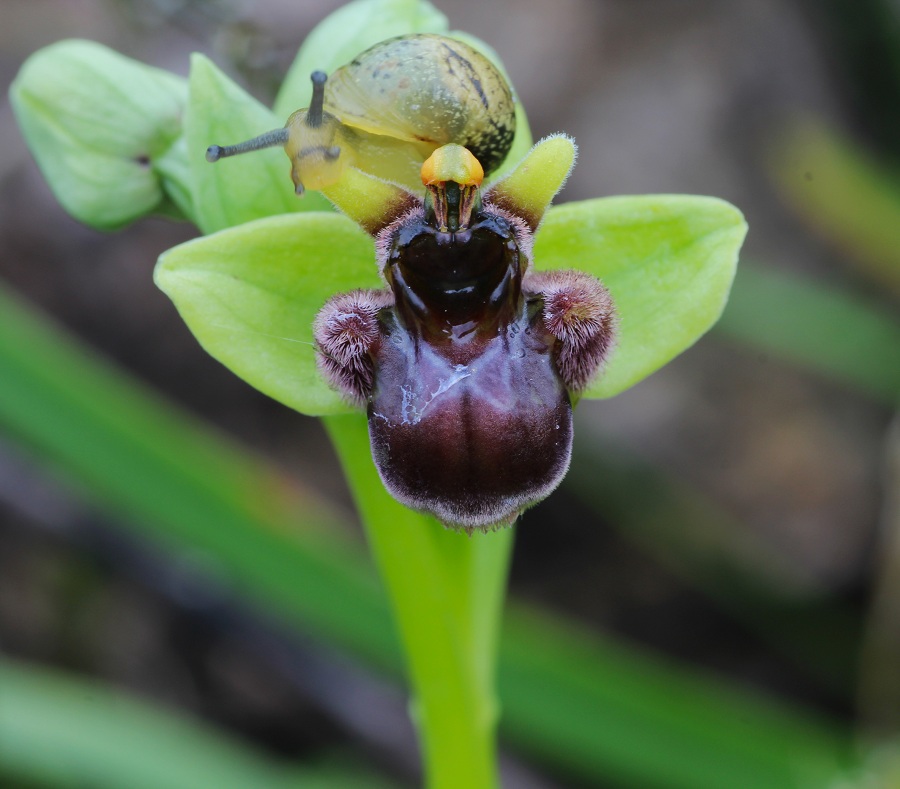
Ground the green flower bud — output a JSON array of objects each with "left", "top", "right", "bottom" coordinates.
[{"left": 10, "top": 40, "right": 187, "bottom": 230}]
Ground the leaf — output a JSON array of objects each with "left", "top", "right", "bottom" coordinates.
[
  {"left": 155, "top": 213, "right": 381, "bottom": 416},
  {"left": 0, "top": 657, "right": 393, "bottom": 789},
  {"left": 186, "top": 54, "right": 331, "bottom": 235},
  {"left": 501, "top": 606, "right": 855, "bottom": 789},
  {"left": 0, "top": 283, "right": 396, "bottom": 669},
  {"left": 274, "top": 0, "right": 448, "bottom": 119},
  {"left": 717, "top": 264, "right": 900, "bottom": 404},
  {"left": 768, "top": 118, "right": 900, "bottom": 296},
  {"left": 566, "top": 439, "right": 861, "bottom": 693},
  {"left": 534, "top": 195, "right": 747, "bottom": 398},
  {"left": 9, "top": 39, "right": 187, "bottom": 230}
]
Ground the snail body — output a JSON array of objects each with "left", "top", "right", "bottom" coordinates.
[{"left": 208, "top": 34, "right": 517, "bottom": 194}]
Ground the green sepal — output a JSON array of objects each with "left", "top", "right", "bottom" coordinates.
[
  {"left": 186, "top": 55, "right": 331, "bottom": 235},
  {"left": 534, "top": 195, "right": 748, "bottom": 398},
  {"left": 155, "top": 213, "right": 382, "bottom": 416},
  {"left": 154, "top": 136, "right": 195, "bottom": 220},
  {"left": 10, "top": 39, "right": 187, "bottom": 230}
]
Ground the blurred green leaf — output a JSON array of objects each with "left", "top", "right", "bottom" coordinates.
[
  {"left": 274, "top": 0, "right": 448, "bottom": 118},
  {"left": 769, "top": 119, "right": 900, "bottom": 295},
  {"left": 0, "top": 281, "right": 856, "bottom": 789},
  {"left": 0, "top": 657, "right": 392, "bottom": 789},
  {"left": 501, "top": 606, "right": 855, "bottom": 789},
  {"left": 0, "top": 284, "right": 397, "bottom": 669},
  {"left": 535, "top": 195, "right": 747, "bottom": 398},
  {"left": 717, "top": 265, "right": 900, "bottom": 404},
  {"left": 155, "top": 213, "right": 380, "bottom": 416},
  {"left": 828, "top": 742, "right": 900, "bottom": 789},
  {"left": 10, "top": 40, "right": 187, "bottom": 229},
  {"left": 186, "top": 55, "right": 331, "bottom": 235},
  {"left": 567, "top": 438, "right": 861, "bottom": 693}
]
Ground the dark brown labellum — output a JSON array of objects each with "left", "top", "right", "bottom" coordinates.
[
  {"left": 315, "top": 191, "right": 615, "bottom": 532},
  {"left": 368, "top": 207, "right": 573, "bottom": 530}
]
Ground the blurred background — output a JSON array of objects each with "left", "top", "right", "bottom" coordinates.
[{"left": 1, "top": 1, "right": 899, "bottom": 787}]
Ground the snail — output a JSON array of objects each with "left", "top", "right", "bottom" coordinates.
[{"left": 207, "top": 33, "right": 517, "bottom": 194}]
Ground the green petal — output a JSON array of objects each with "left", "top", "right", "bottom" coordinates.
[
  {"left": 186, "top": 54, "right": 330, "bottom": 235},
  {"left": 486, "top": 135, "right": 574, "bottom": 230},
  {"left": 9, "top": 39, "right": 187, "bottom": 230},
  {"left": 274, "top": 0, "right": 448, "bottom": 119},
  {"left": 154, "top": 213, "right": 381, "bottom": 416},
  {"left": 534, "top": 195, "right": 747, "bottom": 398}
]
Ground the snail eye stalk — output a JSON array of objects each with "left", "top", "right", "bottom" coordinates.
[
  {"left": 205, "top": 127, "right": 290, "bottom": 163},
  {"left": 306, "top": 70, "right": 328, "bottom": 128}
]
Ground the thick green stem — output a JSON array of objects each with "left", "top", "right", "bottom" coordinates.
[{"left": 324, "top": 413, "right": 514, "bottom": 789}]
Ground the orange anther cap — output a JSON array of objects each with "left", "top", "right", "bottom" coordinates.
[{"left": 421, "top": 144, "right": 484, "bottom": 187}]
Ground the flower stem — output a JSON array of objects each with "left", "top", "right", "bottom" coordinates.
[{"left": 324, "top": 413, "right": 514, "bottom": 789}]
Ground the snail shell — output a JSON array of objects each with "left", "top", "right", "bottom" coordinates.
[
  {"left": 208, "top": 33, "right": 518, "bottom": 194},
  {"left": 322, "top": 34, "right": 516, "bottom": 176}
]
